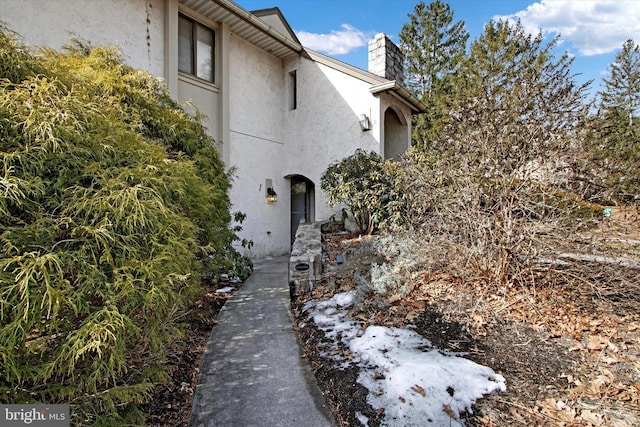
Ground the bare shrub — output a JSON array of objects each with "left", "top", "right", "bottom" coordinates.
[{"left": 385, "top": 18, "right": 600, "bottom": 288}]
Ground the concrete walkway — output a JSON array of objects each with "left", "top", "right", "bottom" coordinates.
[{"left": 188, "top": 256, "right": 334, "bottom": 427}]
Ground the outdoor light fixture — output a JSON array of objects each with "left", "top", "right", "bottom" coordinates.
[
  {"left": 359, "top": 113, "right": 371, "bottom": 131},
  {"left": 266, "top": 187, "right": 277, "bottom": 203}
]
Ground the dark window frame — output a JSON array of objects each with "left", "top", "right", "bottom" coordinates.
[
  {"left": 178, "top": 13, "right": 215, "bottom": 83},
  {"left": 289, "top": 70, "right": 297, "bottom": 110}
]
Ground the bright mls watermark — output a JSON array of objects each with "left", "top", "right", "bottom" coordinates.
[{"left": 0, "top": 405, "right": 69, "bottom": 426}]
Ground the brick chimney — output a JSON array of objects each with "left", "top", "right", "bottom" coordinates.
[{"left": 368, "top": 33, "right": 405, "bottom": 85}]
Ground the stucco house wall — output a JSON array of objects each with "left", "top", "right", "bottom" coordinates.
[
  {"left": 284, "top": 56, "right": 382, "bottom": 221},
  {"left": 226, "top": 33, "right": 290, "bottom": 257},
  {"left": 1, "top": 0, "right": 166, "bottom": 77},
  {"left": 1, "top": 0, "right": 424, "bottom": 258}
]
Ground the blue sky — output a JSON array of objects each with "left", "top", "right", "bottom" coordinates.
[{"left": 238, "top": 0, "right": 640, "bottom": 101}]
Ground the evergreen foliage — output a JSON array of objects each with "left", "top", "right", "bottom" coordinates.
[
  {"left": 600, "top": 39, "right": 640, "bottom": 127},
  {"left": 450, "top": 19, "right": 590, "bottom": 174},
  {"left": 395, "top": 18, "right": 592, "bottom": 283},
  {"left": 320, "top": 150, "right": 401, "bottom": 234},
  {"left": 580, "top": 39, "right": 640, "bottom": 203},
  {"left": 0, "top": 29, "right": 247, "bottom": 424},
  {"left": 399, "top": 0, "right": 469, "bottom": 144},
  {"left": 408, "top": 18, "right": 590, "bottom": 208}
]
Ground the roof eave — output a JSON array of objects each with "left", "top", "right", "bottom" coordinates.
[
  {"left": 370, "top": 81, "right": 427, "bottom": 114},
  {"left": 180, "top": 0, "right": 304, "bottom": 60},
  {"left": 306, "top": 50, "right": 426, "bottom": 114},
  {"left": 305, "top": 49, "right": 388, "bottom": 85},
  {"left": 250, "top": 7, "right": 301, "bottom": 45}
]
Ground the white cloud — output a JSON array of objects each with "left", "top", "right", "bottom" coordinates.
[
  {"left": 495, "top": 0, "right": 640, "bottom": 56},
  {"left": 296, "top": 24, "right": 368, "bottom": 55}
]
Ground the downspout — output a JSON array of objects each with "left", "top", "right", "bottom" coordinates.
[
  {"left": 219, "top": 22, "right": 231, "bottom": 166},
  {"left": 164, "top": 0, "right": 179, "bottom": 98}
]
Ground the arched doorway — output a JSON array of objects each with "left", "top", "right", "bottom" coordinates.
[
  {"left": 384, "top": 107, "right": 409, "bottom": 159},
  {"left": 288, "top": 175, "right": 315, "bottom": 244}
]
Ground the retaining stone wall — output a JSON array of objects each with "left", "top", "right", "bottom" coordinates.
[{"left": 289, "top": 221, "right": 322, "bottom": 295}]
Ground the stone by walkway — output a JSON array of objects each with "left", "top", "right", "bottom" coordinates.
[{"left": 188, "top": 256, "right": 334, "bottom": 427}]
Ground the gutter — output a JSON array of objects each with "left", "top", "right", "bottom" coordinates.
[{"left": 213, "top": 0, "right": 306, "bottom": 56}]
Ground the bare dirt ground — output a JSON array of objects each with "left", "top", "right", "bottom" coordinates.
[{"left": 145, "top": 207, "right": 639, "bottom": 427}]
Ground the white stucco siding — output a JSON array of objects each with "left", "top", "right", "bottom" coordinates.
[
  {"left": 228, "top": 133, "right": 289, "bottom": 257},
  {"left": 1, "top": 0, "right": 166, "bottom": 77},
  {"left": 177, "top": 76, "right": 220, "bottom": 145},
  {"left": 226, "top": 34, "right": 290, "bottom": 257},
  {"left": 228, "top": 34, "right": 285, "bottom": 141},
  {"left": 285, "top": 57, "right": 381, "bottom": 221},
  {"left": 253, "top": 14, "right": 291, "bottom": 41},
  {"left": 378, "top": 94, "right": 413, "bottom": 159}
]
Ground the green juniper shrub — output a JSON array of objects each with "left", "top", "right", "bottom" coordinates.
[{"left": 0, "top": 29, "right": 250, "bottom": 425}]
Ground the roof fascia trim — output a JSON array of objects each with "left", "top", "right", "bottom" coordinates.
[
  {"left": 250, "top": 7, "right": 301, "bottom": 45},
  {"left": 306, "top": 49, "right": 426, "bottom": 114},
  {"left": 306, "top": 49, "right": 388, "bottom": 85},
  {"left": 216, "top": 0, "right": 302, "bottom": 53},
  {"left": 185, "top": 0, "right": 305, "bottom": 58},
  {"left": 370, "top": 81, "right": 427, "bottom": 114}
]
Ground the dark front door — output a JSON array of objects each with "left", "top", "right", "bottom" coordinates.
[{"left": 290, "top": 176, "right": 315, "bottom": 244}]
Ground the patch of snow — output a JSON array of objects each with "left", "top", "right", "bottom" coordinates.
[
  {"left": 215, "top": 286, "right": 234, "bottom": 294},
  {"left": 305, "top": 292, "right": 506, "bottom": 426},
  {"left": 356, "top": 411, "right": 369, "bottom": 426},
  {"left": 334, "top": 290, "right": 356, "bottom": 307}
]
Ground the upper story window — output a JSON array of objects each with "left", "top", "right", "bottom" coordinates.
[
  {"left": 289, "top": 70, "right": 297, "bottom": 110},
  {"left": 178, "top": 14, "right": 214, "bottom": 82}
]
